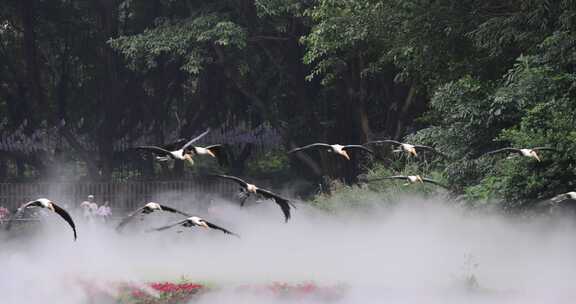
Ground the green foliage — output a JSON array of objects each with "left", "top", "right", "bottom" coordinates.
[
  {"left": 246, "top": 151, "right": 290, "bottom": 176},
  {"left": 310, "top": 181, "right": 385, "bottom": 214},
  {"left": 109, "top": 15, "right": 247, "bottom": 75},
  {"left": 302, "top": 0, "right": 483, "bottom": 89},
  {"left": 414, "top": 43, "right": 576, "bottom": 206},
  {"left": 311, "top": 162, "right": 448, "bottom": 213},
  {"left": 3, "top": 0, "right": 576, "bottom": 213}
]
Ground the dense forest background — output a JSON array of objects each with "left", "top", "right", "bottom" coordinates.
[{"left": 1, "top": 0, "right": 576, "bottom": 209}]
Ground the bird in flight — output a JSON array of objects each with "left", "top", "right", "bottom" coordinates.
[
  {"left": 482, "top": 147, "right": 559, "bottom": 162},
  {"left": 550, "top": 191, "right": 576, "bottom": 204},
  {"left": 211, "top": 174, "right": 295, "bottom": 222},
  {"left": 116, "top": 202, "right": 191, "bottom": 231},
  {"left": 136, "top": 129, "right": 210, "bottom": 165},
  {"left": 150, "top": 216, "right": 239, "bottom": 237},
  {"left": 363, "top": 175, "right": 448, "bottom": 188},
  {"left": 7, "top": 198, "right": 77, "bottom": 241},
  {"left": 365, "top": 140, "right": 446, "bottom": 157},
  {"left": 288, "top": 143, "right": 373, "bottom": 160}
]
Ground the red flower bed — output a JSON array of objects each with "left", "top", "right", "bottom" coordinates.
[
  {"left": 80, "top": 280, "right": 205, "bottom": 304},
  {"left": 82, "top": 279, "right": 346, "bottom": 303},
  {"left": 236, "top": 281, "right": 347, "bottom": 301},
  {"left": 118, "top": 282, "right": 205, "bottom": 304}
]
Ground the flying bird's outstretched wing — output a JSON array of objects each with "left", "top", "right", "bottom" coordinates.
[
  {"left": 255, "top": 188, "right": 293, "bottom": 222},
  {"left": 364, "top": 140, "right": 403, "bottom": 146},
  {"left": 413, "top": 145, "right": 448, "bottom": 158},
  {"left": 150, "top": 219, "right": 189, "bottom": 231},
  {"left": 206, "top": 145, "right": 230, "bottom": 166},
  {"left": 204, "top": 220, "right": 240, "bottom": 237},
  {"left": 288, "top": 143, "right": 333, "bottom": 154},
  {"left": 422, "top": 178, "right": 449, "bottom": 189},
  {"left": 482, "top": 148, "right": 521, "bottom": 157},
  {"left": 161, "top": 139, "right": 188, "bottom": 151},
  {"left": 116, "top": 206, "right": 147, "bottom": 231},
  {"left": 550, "top": 193, "right": 576, "bottom": 204},
  {"left": 342, "top": 145, "right": 374, "bottom": 155},
  {"left": 367, "top": 175, "right": 409, "bottom": 182},
  {"left": 211, "top": 174, "right": 249, "bottom": 188},
  {"left": 531, "top": 147, "right": 560, "bottom": 152},
  {"left": 136, "top": 146, "right": 174, "bottom": 157},
  {"left": 6, "top": 200, "right": 45, "bottom": 231},
  {"left": 181, "top": 128, "right": 211, "bottom": 150},
  {"left": 51, "top": 202, "right": 78, "bottom": 241},
  {"left": 158, "top": 204, "right": 191, "bottom": 217}
]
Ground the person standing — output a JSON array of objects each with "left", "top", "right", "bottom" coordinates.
[
  {"left": 80, "top": 194, "right": 98, "bottom": 222},
  {"left": 97, "top": 201, "right": 112, "bottom": 222}
]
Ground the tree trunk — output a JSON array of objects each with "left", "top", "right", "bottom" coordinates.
[
  {"left": 20, "top": 0, "right": 47, "bottom": 124},
  {"left": 394, "top": 84, "right": 417, "bottom": 139},
  {"left": 94, "top": 0, "right": 120, "bottom": 180}
]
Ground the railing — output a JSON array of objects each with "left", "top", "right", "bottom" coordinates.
[{"left": 0, "top": 179, "right": 239, "bottom": 212}]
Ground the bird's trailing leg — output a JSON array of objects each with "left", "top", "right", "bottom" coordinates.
[{"left": 238, "top": 189, "right": 250, "bottom": 207}]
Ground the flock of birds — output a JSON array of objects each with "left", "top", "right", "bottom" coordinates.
[{"left": 5, "top": 129, "right": 576, "bottom": 242}]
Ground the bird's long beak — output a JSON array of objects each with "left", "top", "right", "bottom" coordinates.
[
  {"left": 207, "top": 149, "right": 216, "bottom": 158},
  {"left": 201, "top": 222, "right": 210, "bottom": 229},
  {"left": 340, "top": 151, "right": 350, "bottom": 160},
  {"left": 410, "top": 148, "right": 418, "bottom": 156},
  {"left": 47, "top": 203, "right": 56, "bottom": 213},
  {"left": 185, "top": 155, "right": 194, "bottom": 165},
  {"left": 417, "top": 176, "right": 424, "bottom": 183},
  {"left": 533, "top": 153, "right": 541, "bottom": 162}
]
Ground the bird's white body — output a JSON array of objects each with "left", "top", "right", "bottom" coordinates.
[
  {"left": 391, "top": 143, "right": 418, "bottom": 156},
  {"left": 519, "top": 149, "right": 540, "bottom": 161},
  {"left": 331, "top": 144, "right": 344, "bottom": 152},
  {"left": 23, "top": 198, "right": 55, "bottom": 212},
  {"left": 407, "top": 175, "right": 424, "bottom": 183},
  {"left": 402, "top": 144, "right": 417, "bottom": 156},
  {"left": 170, "top": 149, "right": 186, "bottom": 159},
  {"left": 145, "top": 202, "right": 162, "bottom": 210},
  {"left": 330, "top": 144, "right": 350, "bottom": 160},
  {"left": 35, "top": 198, "right": 52, "bottom": 207},
  {"left": 566, "top": 192, "right": 576, "bottom": 199},
  {"left": 194, "top": 147, "right": 216, "bottom": 157},
  {"left": 246, "top": 183, "right": 258, "bottom": 193},
  {"left": 188, "top": 216, "right": 209, "bottom": 228},
  {"left": 156, "top": 149, "right": 187, "bottom": 161}
]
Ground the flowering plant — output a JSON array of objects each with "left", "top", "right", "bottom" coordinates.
[
  {"left": 82, "top": 280, "right": 205, "bottom": 304},
  {"left": 83, "top": 279, "right": 346, "bottom": 303},
  {"left": 120, "top": 281, "right": 205, "bottom": 304},
  {"left": 0, "top": 207, "right": 9, "bottom": 223},
  {"left": 235, "top": 281, "right": 347, "bottom": 301}
]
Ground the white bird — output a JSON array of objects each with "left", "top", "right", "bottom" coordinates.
[
  {"left": 136, "top": 129, "right": 210, "bottom": 165},
  {"left": 363, "top": 175, "right": 448, "bottom": 188},
  {"left": 7, "top": 198, "right": 77, "bottom": 241},
  {"left": 550, "top": 191, "right": 576, "bottom": 204},
  {"left": 188, "top": 144, "right": 229, "bottom": 166},
  {"left": 116, "top": 202, "right": 191, "bottom": 231},
  {"left": 211, "top": 174, "right": 295, "bottom": 222},
  {"left": 483, "top": 147, "right": 559, "bottom": 162},
  {"left": 365, "top": 140, "right": 446, "bottom": 157},
  {"left": 150, "top": 216, "right": 239, "bottom": 237},
  {"left": 288, "top": 143, "right": 373, "bottom": 160}
]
